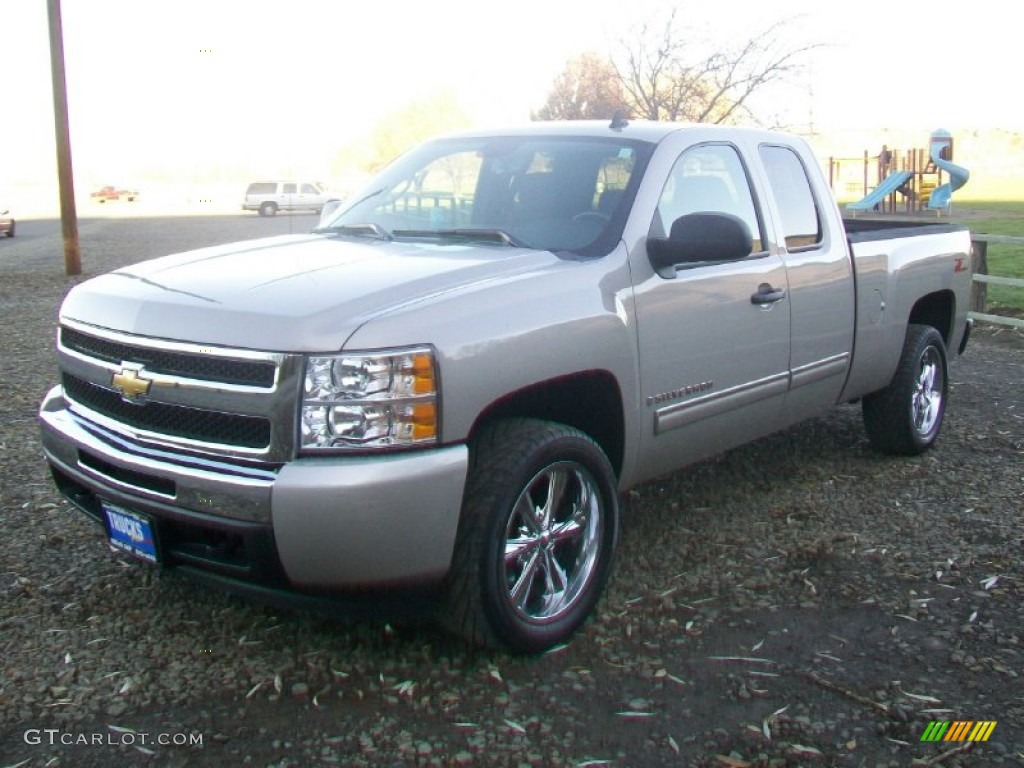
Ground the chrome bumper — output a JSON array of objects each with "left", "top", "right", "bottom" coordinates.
[{"left": 39, "top": 386, "right": 468, "bottom": 588}]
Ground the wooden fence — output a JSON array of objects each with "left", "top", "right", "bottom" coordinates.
[{"left": 970, "top": 235, "right": 1024, "bottom": 329}]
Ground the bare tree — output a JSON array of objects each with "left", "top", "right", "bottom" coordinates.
[
  {"left": 614, "top": 9, "right": 818, "bottom": 124},
  {"left": 333, "top": 91, "right": 471, "bottom": 176},
  {"left": 535, "top": 9, "right": 817, "bottom": 126},
  {"left": 532, "top": 52, "right": 626, "bottom": 121}
]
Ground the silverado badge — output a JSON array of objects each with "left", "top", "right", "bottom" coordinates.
[{"left": 111, "top": 367, "right": 152, "bottom": 401}]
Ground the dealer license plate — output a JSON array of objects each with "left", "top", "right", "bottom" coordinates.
[{"left": 102, "top": 501, "right": 158, "bottom": 563}]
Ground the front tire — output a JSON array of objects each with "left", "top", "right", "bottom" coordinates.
[
  {"left": 440, "top": 419, "right": 619, "bottom": 653},
  {"left": 863, "top": 324, "right": 948, "bottom": 455}
]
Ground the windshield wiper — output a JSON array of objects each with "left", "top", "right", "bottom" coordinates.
[
  {"left": 313, "top": 223, "right": 393, "bottom": 241},
  {"left": 392, "top": 228, "right": 524, "bottom": 247}
]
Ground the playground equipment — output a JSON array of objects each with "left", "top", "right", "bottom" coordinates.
[
  {"left": 845, "top": 170, "right": 913, "bottom": 212},
  {"left": 834, "top": 130, "right": 969, "bottom": 215},
  {"left": 926, "top": 129, "right": 970, "bottom": 209}
]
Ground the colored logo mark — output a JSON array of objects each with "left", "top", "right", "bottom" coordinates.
[{"left": 921, "top": 721, "right": 997, "bottom": 742}]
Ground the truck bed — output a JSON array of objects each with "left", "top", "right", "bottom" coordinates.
[
  {"left": 840, "top": 220, "right": 973, "bottom": 403},
  {"left": 842, "top": 218, "right": 969, "bottom": 243}
]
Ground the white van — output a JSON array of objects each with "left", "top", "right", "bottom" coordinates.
[{"left": 242, "top": 181, "right": 339, "bottom": 217}]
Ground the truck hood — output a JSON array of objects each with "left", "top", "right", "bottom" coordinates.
[{"left": 60, "top": 234, "right": 561, "bottom": 351}]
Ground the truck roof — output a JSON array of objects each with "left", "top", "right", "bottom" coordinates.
[{"left": 445, "top": 119, "right": 798, "bottom": 145}]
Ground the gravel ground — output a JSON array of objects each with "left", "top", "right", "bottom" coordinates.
[{"left": 0, "top": 215, "right": 1021, "bottom": 768}]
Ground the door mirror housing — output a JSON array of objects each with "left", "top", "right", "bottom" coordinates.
[
  {"left": 647, "top": 212, "right": 753, "bottom": 279},
  {"left": 318, "top": 199, "right": 344, "bottom": 227}
]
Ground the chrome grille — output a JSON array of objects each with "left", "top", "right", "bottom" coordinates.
[
  {"left": 56, "top": 322, "right": 302, "bottom": 462},
  {"left": 63, "top": 374, "right": 272, "bottom": 449},
  {"left": 61, "top": 325, "right": 276, "bottom": 387}
]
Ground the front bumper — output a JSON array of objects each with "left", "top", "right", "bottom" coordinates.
[{"left": 39, "top": 385, "right": 468, "bottom": 592}]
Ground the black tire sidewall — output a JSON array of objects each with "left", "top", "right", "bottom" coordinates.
[
  {"left": 891, "top": 326, "right": 948, "bottom": 452},
  {"left": 864, "top": 324, "right": 948, "bottom": 454},
  {"left": 473, "top": 422, "right": 619, "bottom": 653}
]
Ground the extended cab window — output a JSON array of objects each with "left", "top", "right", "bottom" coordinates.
[
  {"left": 653, "top": 144, "right": 764, "bottom": 254},
  {"left": 758, "top": 145, "right": 822, "bottom": 250}
]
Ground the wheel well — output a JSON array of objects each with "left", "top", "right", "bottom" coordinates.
[
  {"left": 469, "top": 371, "right": 625, "bottom": 477},
  {"left": 908, "top": 290, "right": 955, "bottom": 346}
]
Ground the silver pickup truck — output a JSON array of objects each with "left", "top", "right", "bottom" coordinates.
[{"left": 39, "top": 120, "right": 973, "bottom": 652}]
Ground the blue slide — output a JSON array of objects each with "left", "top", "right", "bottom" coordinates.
[
  {"left": 927, "top": 137, "right": 970, "bottom": 209},
  {"left": 845, "top": 170, "right": 914, "bottom": 211}
]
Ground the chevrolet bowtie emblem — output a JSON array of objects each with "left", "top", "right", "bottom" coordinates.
[{"left": 111, "top": 367, "right": 152, "bottom": 400}]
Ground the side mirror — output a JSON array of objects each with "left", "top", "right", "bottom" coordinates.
[
  {"left": 318, "top": 199, "right": 344, "bottom": 227},
  {"left": 647, "top": 212, "right": 753, "bottom": 279}
]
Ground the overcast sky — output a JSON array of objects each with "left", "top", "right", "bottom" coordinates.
[{"left": 1, "top": 0, "right": 1017, "bottom": 186}]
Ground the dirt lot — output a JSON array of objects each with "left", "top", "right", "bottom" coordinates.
[{"left": 0, "top": 216, "right": 1021, "bottom": 767}]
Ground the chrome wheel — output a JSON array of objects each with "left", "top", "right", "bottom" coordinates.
[
  {"left": 440, "top": 419, "right": 618, "bottom": 652},
  {"left": 503, "top": 462, "right": 602, "bottom": 624},
  {"left": 863, "top": 324, "right": 948, "bottom": 455},
  {"left": 912, "top": 346, "right": 944, "bottom": 438}
]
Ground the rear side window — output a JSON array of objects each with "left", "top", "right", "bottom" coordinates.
[
  {"left": 247, "top": 182, "right": 276, "bottom": 195},
  {"left": 282, "top": 183, "right": 297, "bottom": 194},
  {"left": 758, "top": 145, "right": 822, "bottom": 250}
]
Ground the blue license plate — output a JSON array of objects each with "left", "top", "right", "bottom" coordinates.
[{"left": 102, "top": 502, "right": 158, "bottom": 563}]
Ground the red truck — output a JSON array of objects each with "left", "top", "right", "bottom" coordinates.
[{"left": 91, "top": 186, "right": 138, "bottom": 203}]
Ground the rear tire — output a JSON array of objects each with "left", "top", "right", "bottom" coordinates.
[
  {"left": 863, "top": 324, "right": 948, "bottom": 455},
  {"left": 439, "top": 419, "right": 619, "bottom": 653},
  {"left": 259, "top": 202, "right": 277, "bottom": 217},
  {"left": 4, "top": 221, "right": 12, "bottom": 238}
]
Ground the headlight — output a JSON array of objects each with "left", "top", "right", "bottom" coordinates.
[{"left": 300, "top": 347, "right": 438, "bottom": 451}]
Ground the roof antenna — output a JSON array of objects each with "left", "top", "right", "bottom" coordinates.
[{"left": 610, "top": 110, "right": 629, "bottom": 131}]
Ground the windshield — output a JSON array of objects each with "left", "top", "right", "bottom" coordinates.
[{"left": 319, "top": 135, "right": 654, "bottom": 256}]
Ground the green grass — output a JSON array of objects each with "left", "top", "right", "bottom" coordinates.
[{"left": 948, "top": 202, "right": 1024, "bottom": 313}]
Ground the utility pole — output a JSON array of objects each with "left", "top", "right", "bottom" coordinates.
[{"left": 47, "top": 0, "right": 81, "bottom": 275}]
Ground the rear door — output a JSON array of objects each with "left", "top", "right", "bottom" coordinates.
[
  {"left": 632, "top": 141, "right": 791, "bottom": 480},
  {"left": 756, "top": 143, "right": 854, "bottom": 424},
  {"left": 281, "top": 182, "right": 297, "bottom": 211}
]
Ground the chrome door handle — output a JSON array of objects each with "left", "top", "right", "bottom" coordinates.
[{"left": 751, "top": 284, "right": 787, "bottom": 305}]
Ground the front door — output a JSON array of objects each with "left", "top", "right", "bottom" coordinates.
[
  {"left": 632, "top": 142, "right": 791, "bottom": 481},
  {"left": 298, "top": 182, "right": 324, "bottom": 212}
]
